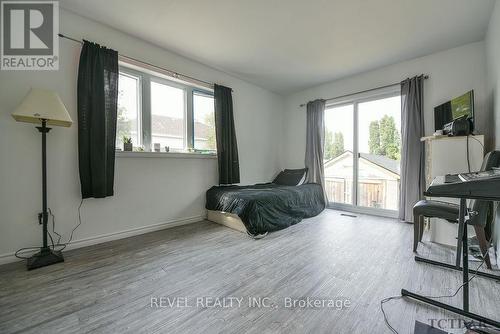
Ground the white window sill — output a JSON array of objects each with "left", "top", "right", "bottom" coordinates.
[{"left": 116, "top": 151, "right": 217, "bottom": 159}]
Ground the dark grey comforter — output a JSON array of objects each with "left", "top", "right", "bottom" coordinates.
[{"left": 206, "top": 183, "right": 325, "bottom": 235}]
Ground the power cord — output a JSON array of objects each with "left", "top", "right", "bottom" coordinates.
[
  {"left": 48, "top": 229, "right": 55, "bottom": 249},
  {"left": 52, "top": 198, "right": 84, "bottom": 251},
  {"left": 381, "top": 236, "right": 492, "bottom": 334},
  {"left": 466, "top": 135, "right": 471, "bottom": 173},
  {"left": 66, "top": 199, "right": 84, "bottom": 246},
  {"left": 468, "top": 135, "right": 484, "bottom": 151},
  {"left": 14, "top": 199, "right": 85, "bottom": 259},
  {"left": 380, "top": 296, "right": 403, "bottom": 334},
  {"left": 48, "top": 207, "right": 62, "bottom": 245},
  {"left": 15, "top": 214, "right": 58, "bottom": 260},
  {"left": 465, "top": 135, "right": 487, "bottom": 174},
  {"left": 14, "top": 247, "right": 43, "bottom": 260}
]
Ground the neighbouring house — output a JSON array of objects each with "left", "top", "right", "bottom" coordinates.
[
  {"left": 151, "top": 115, "right": 214, "bottom": 150},
  {"left": 324, "top": 151, "right": 400, "bottom": 210}
]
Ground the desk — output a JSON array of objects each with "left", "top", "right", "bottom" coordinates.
[{"left": 401, "top": 175, "right": 500, "bottom": 328}]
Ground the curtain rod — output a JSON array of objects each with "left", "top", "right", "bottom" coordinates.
[
  {"left": 299, "top": 75, "right": 429, "bottom": 107},
  {"left": 58, "top": 33, "right": 224, "bottom": 91}
]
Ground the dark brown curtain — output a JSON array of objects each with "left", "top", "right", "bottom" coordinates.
[
  {"left": 77, "top": 40, "right": 118, "bottom": 198},
  {"left": 214, "top": 84, "right": 240, "bottom": 184}
]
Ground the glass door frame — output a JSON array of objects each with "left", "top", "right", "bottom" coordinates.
[{"left": 326, "top": 86, "right": 401, "bottom": 218}]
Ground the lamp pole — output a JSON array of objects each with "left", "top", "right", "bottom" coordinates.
[
  {"left": 27, "top": 119, "right": 64, "bottom": 270},
  {"left": 38, "top": 119, "right": 50, "bottom": 251}
]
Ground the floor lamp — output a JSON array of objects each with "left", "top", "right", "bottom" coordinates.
[{"left": 12, "top": 88, "right": 73, "bottom": 270}]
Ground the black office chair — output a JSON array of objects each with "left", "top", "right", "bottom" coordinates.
[{"left": 412, "top": 150, "right": 500, "bottom": 269}]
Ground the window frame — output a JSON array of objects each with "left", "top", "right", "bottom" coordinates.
[{"left": 117, "top": 63, "right": 215, "bottom": 154}]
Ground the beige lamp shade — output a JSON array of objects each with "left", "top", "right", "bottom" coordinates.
[{"left": 12, "top": 88, "right": 72, "bottom": 127}]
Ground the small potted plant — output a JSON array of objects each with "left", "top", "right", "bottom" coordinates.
[{"left": 123, "top": 136, "right": 133, "bottom": 151}]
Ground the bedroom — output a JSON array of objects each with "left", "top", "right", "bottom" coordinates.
[{"left": 1, "top": 0, "right": 500, "bottom": 333}]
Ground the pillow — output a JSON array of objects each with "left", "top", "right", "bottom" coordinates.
[{"left": 273, "top": 168, "right": 308, "bottom": 186}]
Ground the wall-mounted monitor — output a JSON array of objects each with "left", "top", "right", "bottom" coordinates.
[{"left": 434, "top": 90, "right": 474, "bottom": 132}]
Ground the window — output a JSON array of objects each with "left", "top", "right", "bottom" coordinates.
[
  {"left": 116, "top": 72, "right": 141, "bottom": 149},
  {"left": 151, "top": 80, "right": 186, "bottom": 150},
  {"left": 324, "top": 89, "right": 401, "bottom": 214},
  {"left": 193, "top": 91, "right": 216, "bottom": 151},
  {"left": 116, "top": 64, "right": 216, "bottom": 153},
  {"left": 324, "top": 104, "right": 353, "bottom": 205},
  {"left": 357, "top": 96, "right": 401, "bottom": 211}
]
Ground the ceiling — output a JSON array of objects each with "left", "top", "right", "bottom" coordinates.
[{"left": 60, "top": 0, "right": 496, "bottom": 94}]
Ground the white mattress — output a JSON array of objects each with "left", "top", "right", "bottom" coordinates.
[{"left": 207, "top": 210, "right": 247, "bottom": 233}]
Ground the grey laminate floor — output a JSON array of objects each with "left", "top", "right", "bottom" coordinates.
[{"left": 1, "top": 209, "right": 499, "bottom": 334}]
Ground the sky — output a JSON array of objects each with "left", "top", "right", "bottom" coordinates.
[
  {"left": 325, "top": 95, "right": 401, "bottom": 154},
  {"left": 119, "top": 73, "right": 139, "bottom": 122},
  {"left": 193, "top": 93, "right": 214, "bottom": 123},
  {"left": 151, "top": 81, "right": 184, "bottom": 119},
  {"left": 150, "top": 81, "right": 214, "bottom": 123}
]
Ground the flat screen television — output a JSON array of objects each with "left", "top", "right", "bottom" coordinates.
[{"left": 434, "top": 90, "right": 474, "bottom": 132}]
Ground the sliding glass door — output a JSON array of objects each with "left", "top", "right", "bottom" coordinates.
[
  {"left": 357, "top": 95, "right": 401, "bottom": 211},
  {"left": 324, "top": 89, "right": 401, "bottom": 216},
  {"left": 324, "top": 104, "right": 354, "bottom": 204}
]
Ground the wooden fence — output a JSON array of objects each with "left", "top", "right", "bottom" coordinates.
[{"left": 325, "top": 177, "right": 398, "bottom": 209}]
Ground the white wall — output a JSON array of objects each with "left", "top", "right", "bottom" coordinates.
[
  {"left": 282, "top": 41, "right": 489, "bottom": 168},
  {"left": 0, "top": 9, "right": 284, "bottom": 262},
  {"left": 486, "top": 1, "right": 500, "bottom": 148},
  {"left": 485, "top": 0, "right": 500, "bottom": 263}
]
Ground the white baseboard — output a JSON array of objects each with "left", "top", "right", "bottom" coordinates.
[{"left": 0, "top": 214, "right": 206, "bottom": 265}]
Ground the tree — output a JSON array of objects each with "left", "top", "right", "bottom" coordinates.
[
  {"left": 116, "top": 89, "right": 132, "bottom": 144},
  {"left": 379, "top": 115, "right": 400, "bottom": 160},
  {"left": 332, "top": 132, "right": 345, "bottom": 158},
  {"left": 204, "top": 113, "right": 216, "bottom": 150},
  {"left": 325, "top": 130, "right": 334, "bottom": 160},
  {"left": 368, "top": 121, "right": 381, "bottom": 155},
  {"left": 325, "top": 130, "right": 345, "bottom": 160},
  {"left": 368, "top": 115, "right": 401, "bottom": 160}
]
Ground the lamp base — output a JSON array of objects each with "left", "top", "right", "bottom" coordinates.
[{"left": 27, "top": 248, "right": 64, "bottom": 270}]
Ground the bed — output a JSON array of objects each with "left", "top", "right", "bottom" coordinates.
[{"left": 205, "top": 183, "right": 325, "bottom": 236}]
